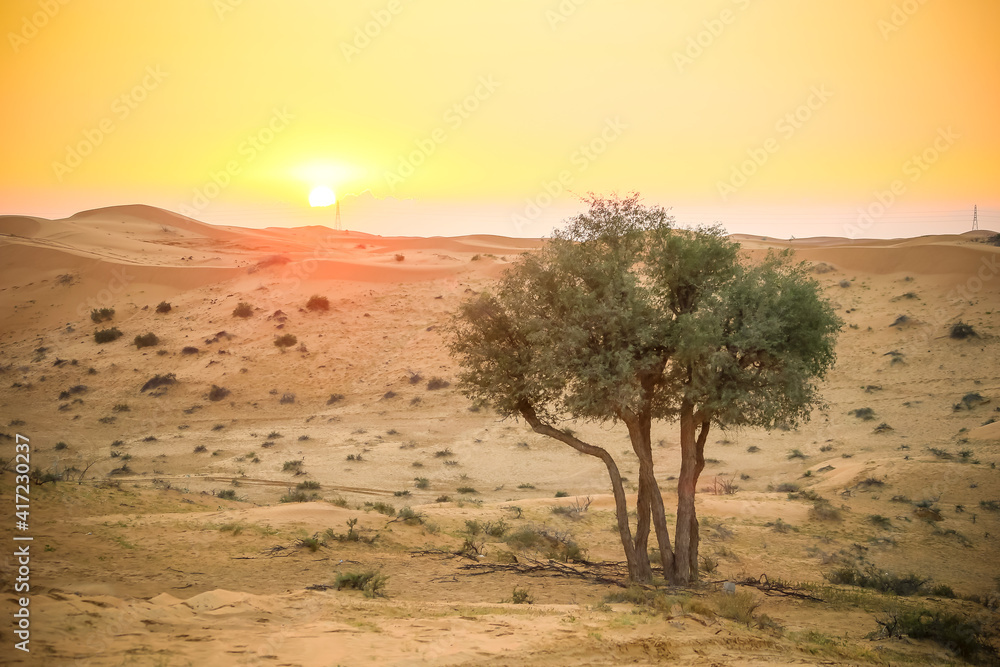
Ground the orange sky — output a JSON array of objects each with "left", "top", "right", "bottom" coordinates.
[{"left": 1, "top": 0, "right": 998, "bottom": 237}]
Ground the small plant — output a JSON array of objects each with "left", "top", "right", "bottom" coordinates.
[
  {"left": 849, "top": 407, "right": 876, "bottom": 421},
  {"left": 394, "top": 253, "right": 405, "bottom": 262},
  {"left": 508, "top": 586, "right": 533, "bottom": 604},
  {"left": 426, "top": 377, "right": 450, "bottom": 390},
  {"left": 414, "top": 477, "right": 430, "bottom": 489},
  {"left": 274, "top": 334, "right": 298, "bottom": 349},
  {"left": 954, "top": 392, "right": 988, "bottom": 411},
  {"left": 327, "top": 393, "right": 345, "bottom": 405},
  {"left": 155, "top": 301, "right": 172, "bottom": 314},
  {"left": 826, "top": 563, "right": 927, "bottom": 595},
  {"left": 232, "top": 302, "right": 254, "bottom": 318},
  {"left": 306, "top": 295, "right": 330, "bottom": 311},
  {"left": 775, "top": 482, "right": 800, "bottom": 493},
  {"left": 434, "top": 448, "right": 453, "bottom": 458},
  {"left": 181, "top": 346, "right": 199, "bottom": 355},
  {"left": 746, "top": 445, "right": 760, "bottom": 453},
  {"left": 346, "top": 453, "right": 363, "bottom": 462},
  {"left": 335, "top": 571, "right": 388, "bottom": 598},
  {"left": 140, "top": 373, "right": 177, "bottom": 392},
  {"left": 554, "top": 490, "right": 570, "bottom": 498},
  {"left": 393, "top": 490, "right": 410, "bottom": 497},
  {"left": 872, "top": 422, "right": 893, "bottom": 434},
  {"left": 194, "top": 445, "right": 207, "bottom": 453},
  {"left": 280, "top": 489, "right": 320, "bottom": 503},
  {"left": 134, "top": 332, "right": 159, "bottom": 349},
  {"left": 54, "top": 441, "right": 68, "bottom": 451},
  {"left": 90, "top": 307, "right": 115, "bottom": 323},
  {"left": 216, "top": 489, "right": 239, "bottom": 501},
  {"left": 297, "top": 480, "right": 321, "bottom": 490},
  {"left": 868, "top": 514, "right": 892, "bottom": 528},
  {"left": 282, "top": 459, "right": 303, "bottom": 472},
  {"left": 396, "top": 506, "right": 425, "bottom": 525},
  {"left": 787, "top": 449, "right": 807, "bottom": 460},
  {"left": 366, "top": 501, "right": 395, "bottom": 516},
  {"left": 713, "top": 591, "right": 762, "bottom": 627},
  {"left": 873, "top": 608, "right": 997, "bottom": 663},
  {"left": 809, "top": 500, "right": 842, "bottom": 522},
  {"left": 949, "top": 321, "right": 977, "bottom": 339},
  {"left": 457, "top": 486, "right": 477, "bottom": 494},
  {"left": 208, "top": 385, "right": 230, "bottom": 402},
  {"left": 94, "top": 328, "right": 123, "bottom": 344}
]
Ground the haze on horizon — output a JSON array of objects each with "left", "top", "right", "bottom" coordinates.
[{"left": 1, "top": 0, "right": 998, "bottom": 239}]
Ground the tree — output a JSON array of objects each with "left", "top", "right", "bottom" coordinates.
[{"left": 448, "top": 194, "right": 841, "bottom": 584}]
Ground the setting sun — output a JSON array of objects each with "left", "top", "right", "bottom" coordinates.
[{"left": 308, "top": 186, "right": 337, "bottom": 208}]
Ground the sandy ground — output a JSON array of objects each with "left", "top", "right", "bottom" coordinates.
[{"left": 1, "top": 205, "right": 999, "bottom": 666}]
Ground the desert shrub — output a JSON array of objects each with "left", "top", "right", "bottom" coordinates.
[
  {"left": 282, "top": 459, "right": 303, "bottom": 472},
  {"left": 393, "top": 489, "right": 410, "bottom": 497},
  {"left": 954, "top": 392, "right": 988, "bottom": 411},
  {"left": 306, "top": 295, "right": 330, "bottom": 311},
  {"left": 155, "top": 301, "right": 171, "bottom": 314},
  {"left": 868, "top": 514, "right": 892, "bottom": 528},
  {"left": 787, "top": 449, "right": 807, "bottom": 460},
  {"left": 746, "top": 445, "right": 760, "bottom": 453},
  {"left": 335, "top": 571, "right": 388, "bottom": 598},
  {"left": 346, "top": 453, "right": 363, "bottom": 461},
  {"left": 57, "top": 385, "right": 88, "bottom": 400},
  {"left": 181, "top": 346, "right": 199, "bottom": 355},
  {"left": 94, "top": 328, "right": 123, "bottom": 344},
  {"left": 950, "top": 321, "right": 977, "bottom": 339},
  {"left": 775, "top": 483, "right": 800, "bottom": 493},
  {"left": 517, "top": 483, "right": 536, "bottom": 489},
  {"left": 873, "top": 422, "right": 893, "bottom": 434},
  {"left": 426, "top": 377, "right": 450, "bottom": 390},
  {"left": 849, "top": 407, "right": 876, "bottom": 420},
  {"left": 140, "top": 373, "right": 176, "bottom": 392},
  {"left": 393, "top": 253, "right": 405, "bottom": 262},
  {"left": 274, "top": 334, "right": 298, "bottom": 349},
  {"left": 980, "top": 500, "right": 1000, "bottom": 512},
  {"left": 232, "top": 302, "right": 254, "bottom": 318},
  {"left": 54, "top": 441, "right": 68, "bottom": 451},
  {"left": 713, "top": 591, "right": 761, "bottom": 626},
  {"left": 366, "top": 501, "right": 395, "bottom": 516},
  {"left": 408, "top": 373, "right": 423, "bottom": 385},
  {"left": 134, "top": 332, "right": 159, "bottom": 349},
  {"left": 216, "top": 489, "right": 239, "bottom": 501},
  {"left": 434, "top": 448, "right": 453, "bottom": 458},
  {"left": 382, "top": 391, "right": 397, "bottom": 399},
  {"left": 90, "top": 307, "right": 115, "bottom": 323},
  {"left": 280, "top": 393, "right": 295, "bottom": 404},
  {"left": 873, "top": 608, "right": 996, "bottom": 663},
  {"left": 208, "top": 385, "right": 230, "bottom": 401},
  {"left": 508, "top": 586, "right": 533, "bottom": 604},
  {"left": 825, "top": 564, "right": 927, "bottom": 595},
  {"left": 414, "top": 477, "right": 430, "bottom": 489},
  {"left": 297, "top": 480, "right": 321, "bottom": 490},
  {"left": 838, "top": 279, "right": 851, "bottom": 288},
  {"left": 457, "top": 486, "right": 477, "bottom": 494},
  {"left": 809, "top": 500, "right": 842, "bottom": 522},
  {"left": 435, "top": 495, "right": 451, "bottom": 503},
  {"left": 327, "top": 393, "right": 345, "bottom": 405},
  {"left": 280, "top": 489, "right": 320, "bottom": 503},
  {"left": 396, "top": 506, "right": 425, "bottom": 525},
  {"left": 194, "top": 445, "right": 207, "bottom": 453},
  {"left": 857, "top": 476, "right": 886, "bottom": 489},
  {"left": 554, "top": 490, "right": 569, "bottom": 498}
]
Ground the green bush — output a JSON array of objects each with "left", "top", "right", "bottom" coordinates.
[
  {"left": 134, "top": 332, "right": 159, "bottom": 349},
  {"left": 414, "top": 477, "right": 430, "bottom": 489},
  {"left": 825, "top": 564, "right": 927, "bottom": 595},
  {"left": 94, "top": 328, "right": 123, "bottom": 344},
  {"left": 155, "top": 301, "right": 171, "bottom": 314},
  {"left": 950, "top": 321, "right": 977, "bottom": 340},
  {"left": 874, "top": 608, "right": 996, "bottom": 663},
  {"left": 334, "top": 570, "right": 388, "bottom": 598}
]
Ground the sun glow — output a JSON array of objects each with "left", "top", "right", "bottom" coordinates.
[{"left": 308, "top": 186, "right": 337, "bottom": 208}]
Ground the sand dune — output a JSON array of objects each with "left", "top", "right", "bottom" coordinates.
[{"left": 1, "top": 205, "right": 998, "bottom": 665}]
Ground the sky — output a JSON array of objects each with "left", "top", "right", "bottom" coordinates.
[{"left": 1, "top": 0, "right": 998, "bottom": 238}]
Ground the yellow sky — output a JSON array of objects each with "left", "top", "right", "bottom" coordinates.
[{"left": 1, "top": 0, "right": 998, "bottom": 237}]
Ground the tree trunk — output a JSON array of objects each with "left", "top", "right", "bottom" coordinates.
[
  {"left": 625, "top": 413, "right": 675, "bottom": 579},
  {"left": 633, "top": 473, "right": 653, "bottom": 578},
  {"left": 687, "top": 419, "right": 710, "bottom": 578},
  {"left": 518, "top": 403, "right": 648, "bottom": 582},
  {"left": 672, "top": 399, "right": 698, "bottom": 584}
]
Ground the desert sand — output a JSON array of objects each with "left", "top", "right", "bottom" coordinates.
[{"left": 1, "top": 205, "right": 998, "bottom": 666}]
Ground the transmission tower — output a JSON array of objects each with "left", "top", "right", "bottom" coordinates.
[{"left": 972, "top": 204, "right": 978, "bottom": 231}]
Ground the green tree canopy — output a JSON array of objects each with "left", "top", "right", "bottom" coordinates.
[{"left": 449, "top": 194, "right": 841, "bottom": 583}]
